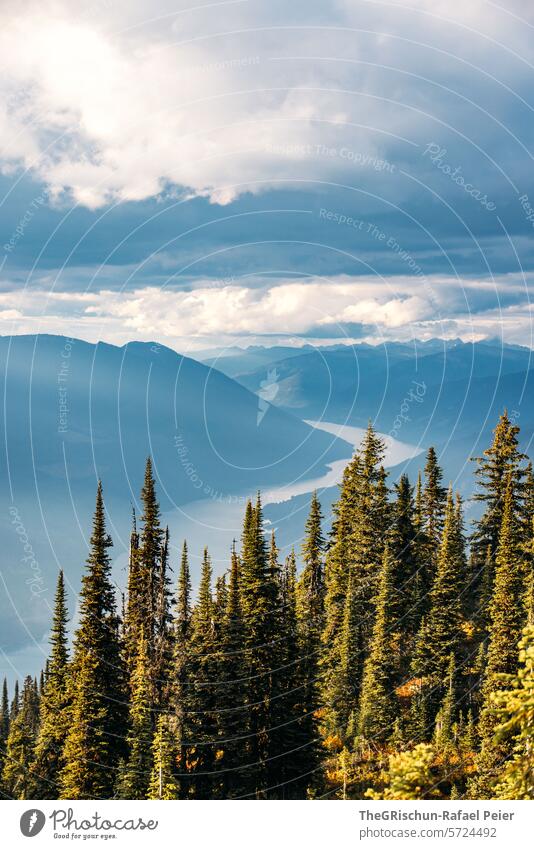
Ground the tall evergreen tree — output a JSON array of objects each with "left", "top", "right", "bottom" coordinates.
[
  {"left": 59, "top": 482, "right": 126, "bottom": 799},
  {"left": 471, "top": 412, "right": 528, "bottom": 620},
  {"left": 471, "top": 476, "right": 528, "bottom": 798},
  {"left": 2, "top": 676, "right": 39, "bottom": 799},
  {"left": 297, "top": 491, "right": 326, "bottom": 739},
  {"left": 216, "top": 544, "right": 247, "bottom": 798},
  {"left": 358, "top": 545, "right": 399, "bottom": 742},
  {"left": 147, "top": 715, "right": 179, "bottom": 799},
  {"left": 0, "top": 679, "right": 9, "bottom": 793},
  {"left": 171, "top": 540, "right": 193, "bottom": 799},
  {"left": 239, "top": 495, "right": 278, "bottom": 797},
  {"left": 391, "top": 474, "right": 420, "bottom": 645},
  {"left": 117, "top": 631, "right": 153, "bottom": 799},
  {"left": 31, "top": 570, "right": 70, "bottom": 798},
  {"left": 412, "top": 487, "right": 465, "bottom": 713},
  {"left": 183, "top": 547, "right": 218, "bottom": 799}
]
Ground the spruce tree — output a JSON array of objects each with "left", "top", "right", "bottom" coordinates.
[
  {"left": 423, "top": 447, "right": 447, "bottom": 550},
  {"left": 2, "top": 675, "right": 40, "bottom": 799},
  {"left": 471, "top": 476, "right": 528, "bottom": 797},
  {"left": 471, "top": 411, "right": 528, "bottom": 619},
  {"left": 217, "top": 543, "right": 247, "bottom": 798},
  {"left": 31, "top": 570, "right": 70, "bottom": 798},
  {"left": 412, "top": 487, "right": 465, "bottom": 715},
  {"left": 297, "top": 491, "right": 326, "bottom": 698},
  {"left": 391, "top": 474, "right": 420, "bottom": 646},
  {"left": 184, "top": 547, "right": 218, "bottom": 799},
  {"left": 117, "top": 631, "right": 153, "bottom": 799},
  {"left": 59, "top": 483, "right": 126, "bottom": 799},
  {"left": 358, "top": 545, "right": 399, "bottom": 742},
  {"left": 0, "top": 679, "right": 9, "bottom": 793},
  {"left": 171, "top": 540, "right": 193, "bottom": 799},
  {"left": 148, "top": 715, "right": 179, "bottom": 799},
  {"left": 491, "top": 626, "right": 534, "bottom": 800},
  {"left": 239, "top": 496, "right": 278, "bottom": 797}
]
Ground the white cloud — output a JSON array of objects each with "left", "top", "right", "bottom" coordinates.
[
  {"left": 1, "top": 272, "right": 532, "bottom": 348},
  {"left": 0, "top": 0, "right": 529, "bottom": 208}
]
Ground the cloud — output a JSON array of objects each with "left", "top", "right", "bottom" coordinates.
[
  {"left": 1, "top": 272, "right": 532, "bottom": 348},
  {"left": 0, "top": 0, "right": 531, "bottom": 209}
]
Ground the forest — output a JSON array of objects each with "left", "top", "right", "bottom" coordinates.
[{"left": 0, "top": 411, "right": 532, "bottom": 801}]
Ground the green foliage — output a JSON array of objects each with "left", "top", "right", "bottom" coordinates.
[
  {"left": 117, "top": 632, "right": 154, "bottom": 799},
  {"left": 30, "top": 571, "right": 70, "bottom": 798},
  {"left": 490, "top": 626, "right": 534, "bottom": 800},
  {"left": 366, "top": 744, "right": 441, "bottom": 800},
  {"left": 6, "top": 414, "right": 533, "bottom": 801},
  {"left": 358, "top": 545, "right": 399, "bottom": 742},
  {"left": 59, "top": 483, "right": 127, "bottom": 799},
  {"left": 148, "top": 715, "right": 179, "bottom": 799},
  {"left": 2, "top": 676, "right": 40, "bottom": 799}
]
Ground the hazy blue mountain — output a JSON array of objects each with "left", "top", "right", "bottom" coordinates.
[
  {"left": 0, "top": 334, "right": 349, "bottom": 656},
  {"left": 195, "top": 344, "right": 317, "bottom": 378},
  {"left": 235, "top": 340, "right": 533, "bottom": 433}
]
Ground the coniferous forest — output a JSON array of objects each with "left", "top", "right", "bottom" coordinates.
[{"left": 1, "top": 411, "right": 533, "bottom": 801}]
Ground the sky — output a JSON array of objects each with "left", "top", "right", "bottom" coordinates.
[{"left": 1, "top": 0, "right": 534, "bottom": 352}]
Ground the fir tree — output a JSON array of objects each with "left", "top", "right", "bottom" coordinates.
[
  {"left": 296, "top": 492, "right": 326, "bottom": 770},
  {"left": 117, "top": 631, "right": 154, "bottom": 799},
  {"left": 391, "top": 474, "right": 420, "bottom": 645},
  {"left": 491, "top": 626, "right": 534, "bottom": 800},
  {"left": 0, "top": 679, "right": 9, "bottom": 793},
  {"left": 471, "top": 476, "right": 528, "bottom": 798},
  {"left": 413, "top": 487, "right": 465, "bottom": 698},
  {"left": 216, "top": 543, "right": 247, "bottom": 798},
  {"left": 59, "top": 483, "right": 126, "bottom": 799},
  {"left": 31, "top": 570, "right": 70, "bottom": 798},
  {"left": 148, "top": 715, "right": 179, "bottom": 799},
  {"left": 239, "top": 496, "right": 278, "bottom": 797},
  {"left": 358, "top": 545, "right": 399, "bottom": 742},
  {"left": 2, "top": 676, "right": 40, "bottom": 799},
  {"left": 423, "top": 447, "right": 447, "bottom": 550},
  {"left": 171, "top": 540, "right": 193, "bottom": 799},
  {"left": 184, "top": 547, "right": 218, "bottom": 799}
]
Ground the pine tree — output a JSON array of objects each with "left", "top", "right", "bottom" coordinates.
[
  {"left": 391, "top": 474, "right": 420, "bottom": 646},
  {"left": 117, "top": 631, "right": 154, "bottom": 798},
  {"left": 491, "top": 626, "right": 534, "bottom": 800},
  {"left": 2, "top": 676, "right": 40, "bottom": 799},
  {"left": 327, "top": 565, "right": 360, "bottom": 736},
  {"left": 171, "top": 540, "right": 193, "bottom": 799},
  {"left": 271, "top": 548, "right": 311, "bottom": 798},
  {"left": 358, "top": 545, "right": 399, "bottom": 742},
  {"left": 239, "top": 496, "right": 278, "bottom": 797},
  {"left": 10, "top": 681, "right": 19, "bottom": 721},
  {"left": 366, "top": 744, "right": 441, "bottom": 800},
  {"left": 321, "top": 456, "right": 361, "bottom": 721},
  {"left": 471, "top": 476, "right": 528, "bottom": 798},
  {"left": 31, "top": 571, "right": 70, "bottom": 798},
  {"left": 148, "top": 715, "right": 179, "bottom": 799},
  {"left": 183, "top": 547, "right": 218, "bottom": 799},
  {"left": 59, "top": 483, "right": 127, "bottom": 799},
  {"left": 423, "top": 447, "right": 447, "bottom": 550},
  {"left": 434, "top": 653, "right": 457, "bottom": 754},
  {"left": 322, "top": 424, "right": 388, "bottom": 735},
  {"left": 472, "top": 411, "right": 527, "bottom": 559},
  {"left": 413, "top": 487, "right": 465, "bottom": 699},
  {"left": 0, "top": 679, "right": 9, "bottom": 793},
  {"left": 216, "top": 544, "right": 247, "bottom": 797},
  {"left": 296, "top": 491, "right": 326, "bottom": 758},
  {"left": 471, "top": 411, "right": 528, "bottom": 618}
]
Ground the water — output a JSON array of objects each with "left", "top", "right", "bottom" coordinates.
[{"left": 163, "top": 421, "right": 423, "bottom": 572}]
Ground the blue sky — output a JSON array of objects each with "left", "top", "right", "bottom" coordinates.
[{"left": 1, "top": 0, "right": 534, "bottom": 350}]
